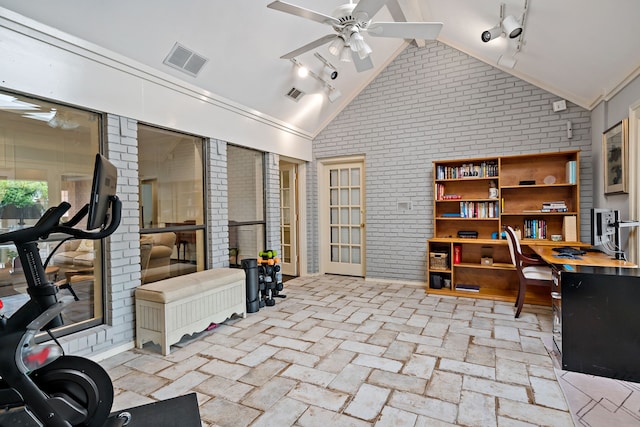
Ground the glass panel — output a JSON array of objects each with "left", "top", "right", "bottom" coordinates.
[
  {"left": 331, "top": 245, "right": 339, "bottom": 262},
  {"left": 340, "top": 188, "right": 349, "bottom": 205},
  {"left": 340, "top": 208, "right": 349, "bottom": 225},
  {"left": 227, "top": 223, "right": 265, "bottom": 267},
  {"left": 330, "top": 189, "right": 338, "bottom": 205},
  {"left": 138, "top": 125, "right": 205, "bottom": 227},
  {"left": 351, "top": 168, "right": 360, "bottom": 186},
  {"left": 282, "top": 207, "right": 290, "bottom": 225},
  {"left": 340, "top": 246, "right": 350, "bottom": 263},
  {"left": 281, "top": 171, "right": 290, "bottom": 188},
  {"left": 351, "top": 227, "right": 361, "bottom": 245},
  {"left": 330, "top": 208, "right": 339, "bottom": 225},
  {"left": 330, "top": 169, "right": 338, "bottom": 187},
  {"left": 351, "top": 208, "right": 360, "bottom": 225},
  {"left": 351, "top": 188, "right": 360, "bottom": 205},
  {"left": 0, "top": 91, "right": 101, "bottom": 332},
  {"left": 352, "top": 247, "right": 361, "bottom": 264},
  {"left": 331, "top": 227, "right": 339, "bottom": 243},
  {"left": 281, "top": 189, "right": 290, "bottom": 207},
  {"left": 340, "top": 169, "right": 349, "bottom": 186},
  {"left": 341, "top": 227, "right": 349, "bottom": 244},
  {"left": 282, "top": 228, "right": 290, "bottom": 243},
  {"left": 283, "top": 246, "right": 290, "bottom": 263}
]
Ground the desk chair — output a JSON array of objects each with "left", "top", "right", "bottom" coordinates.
[{"left": 505, "top": 226, "right": 553, "bottom": 318}]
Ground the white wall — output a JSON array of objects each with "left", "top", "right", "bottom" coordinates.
[
  {"left": 0, "top": 9, "right": 312, "bottom": 162},
  {"left": 591, "top": 74, "right": 640, "bottom": 253}
]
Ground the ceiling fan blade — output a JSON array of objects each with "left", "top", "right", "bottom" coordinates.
[
  {"left": 280, "top": 34, "right": 338, "bottom": 59},
  {"left": 352, "top": 52, "right": 374, "bottom": 72},
  {"left": 385, "top": 0, "right": 407, "bottom": 22},
  {"left": 352, "top": 0, "right": 389, "bottom": 21},
  {"left": 267, "top": 0, "right": 340, "bottom": 26},
  {"left": 367, "top": 22, "right": 443, "bottom": 40}
]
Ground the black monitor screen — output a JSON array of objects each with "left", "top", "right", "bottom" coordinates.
[{"left": 87, "top": 154, "right": 118, "bottom": 230}]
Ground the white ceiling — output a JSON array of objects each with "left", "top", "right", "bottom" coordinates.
[{"left": 0, "top": 0, "right": 638, "bottom": 138}]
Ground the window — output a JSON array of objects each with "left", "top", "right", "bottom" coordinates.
[
  {"left": 0, "top": 91, "right": 102, "bottom": 331},
  {"left": 227, "top": 145, "right": 265, "bottom": 265},
  {"left": 138, "top": 125, "right": 206, "bottom": 281}
]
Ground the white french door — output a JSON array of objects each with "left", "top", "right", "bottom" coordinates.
[
  {"left": 320, "top": 159, "right": 365, "bottom": 276},
  {"left": 279, "top": 162, "right": 298, "bottom": 276}
]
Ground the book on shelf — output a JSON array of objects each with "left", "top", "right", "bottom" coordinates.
[
  {"left": 566, "top": 160, "right": 577, "bottom": 184},
  {"left": 455, "top": 284, "right": 480, "bottom": 292}
]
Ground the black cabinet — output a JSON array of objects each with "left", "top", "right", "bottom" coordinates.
[{"left": 559, "top": 266, "right": 640, "bottom": 382}]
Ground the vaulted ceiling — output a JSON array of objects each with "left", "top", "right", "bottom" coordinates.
[{"left": 0, "top": 0, "right": 638, "bottom": 138}]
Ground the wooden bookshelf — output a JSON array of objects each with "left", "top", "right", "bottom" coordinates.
[{"left": 428, "top": 150, "right": 580, "bottom": 303}]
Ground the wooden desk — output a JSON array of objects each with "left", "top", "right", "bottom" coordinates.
[{"left": 529, "top": 245, "right": 637, "bottom": 268}]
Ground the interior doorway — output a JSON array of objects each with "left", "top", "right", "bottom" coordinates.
[
  {"left": 319, "top": 157, "right": 366, "bottom": 277},
  {"left": 279, "top": 161, "right": 298, "bottom": 276}
]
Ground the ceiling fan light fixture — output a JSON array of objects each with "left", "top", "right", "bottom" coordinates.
[
  {"left": 339, "top": 46, "right": 352, "bottom": 62},
  {"left": 328, "top": 37, "right": 344, "bottom": 57},
  {"left": 502, "top": 15, "right": 523, "bottom": 39},
  {"left": 349, "top": 32, "right": 372, "bottom": 59}
]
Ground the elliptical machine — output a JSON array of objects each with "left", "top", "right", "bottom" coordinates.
[{"left": 0, "top": 154, "right": 123, "bottom": 426}]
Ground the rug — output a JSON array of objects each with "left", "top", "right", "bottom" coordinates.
[{"left": 108, "top": 392, "right": 201, "bottom": 426}]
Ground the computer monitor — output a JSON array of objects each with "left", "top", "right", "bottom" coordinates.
[
  {"left": 86, "top": 154, "right": 118, "bottom": 230},
  {"left": 590, "top": 207, "right": 619, "bottom": 252}
]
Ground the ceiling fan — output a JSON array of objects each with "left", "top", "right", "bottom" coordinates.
[{"left": 267, "top": 0, "right": 443, "bottom": 72}]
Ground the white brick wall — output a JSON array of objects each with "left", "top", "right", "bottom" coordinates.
[
  {"left": 207, "top": 138, "right": 229, "bottom": 268},
  {"left": 309, "top": 42, "right": 592, "bottom": 282},
  {"left": 265, "top": 152, "right": 281, "bottom": 256}
]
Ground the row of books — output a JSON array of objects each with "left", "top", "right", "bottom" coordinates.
[
  {"left": 436, "top": 161, "right": 498, "bottom": 180},
  {"left": 523, "top": 218, "right": 548, "bottom": 239},
  {"left": 458, "top": 201, "right": 499, "bottom": 218},
  {"left": 435, "top": 183, "right": 464, "bottom": 200}
]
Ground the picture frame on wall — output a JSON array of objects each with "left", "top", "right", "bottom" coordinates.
[{"left": 603, "top": 118, "right": 628, "bottom": 194}]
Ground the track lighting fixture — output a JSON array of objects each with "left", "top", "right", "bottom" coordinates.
[
  {"left": 289, "top": 57, "right": 342, "bottom": 102},
  {"left": 481, "top": 25, "right": 502, "bottom": 43},
  {"left": 481, "top": 3, "right": 524, "bottom": 43},
  {"left": 297, "top": 65, "right": 309, "bottom": 78},
  {"left": 502, "top": 15, "right": 523, "bottom": 38}
]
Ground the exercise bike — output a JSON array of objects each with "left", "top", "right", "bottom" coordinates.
[{"left": 0, "top": 154, "right": 125, "bottom": 426}]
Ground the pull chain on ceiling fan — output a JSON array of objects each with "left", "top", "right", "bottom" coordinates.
[{"left": 267, "top": 0, "right": 443, "bottom": 72}]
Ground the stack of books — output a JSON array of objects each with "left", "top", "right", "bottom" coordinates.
[{"left": 541, "top": 201, "right": 568, "bottom": 212}]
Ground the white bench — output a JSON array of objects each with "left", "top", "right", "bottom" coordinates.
[{"left": 135, "top": 268, "right": 246, "bottom": 355}]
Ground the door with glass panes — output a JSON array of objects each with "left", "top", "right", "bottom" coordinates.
[
  {"left": 321, "top": 160, "right": 365, "bottom": 276},
  {"left": 279, "top": 162, "right": 298, "bottom": 276}
]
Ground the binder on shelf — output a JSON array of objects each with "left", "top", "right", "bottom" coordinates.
[{"left": 563, "top": 215, "right": 578, "bottom": 241}]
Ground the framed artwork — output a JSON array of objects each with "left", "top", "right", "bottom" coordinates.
[{"left": 603, "top": 118, "right": 628, "bottom": 194}]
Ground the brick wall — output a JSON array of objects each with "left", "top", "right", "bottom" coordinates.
[
  {"left": 264, "top": 152, "right": 281, "bottom": 256},
  {"left": 309, "top": 42, "right": 592, "bottom": 283},
  {"left": 207, "top": 139, "right": 229, "bottom": 268},
  {"left": 59, "top": 114, "right": 141, "bottom": 355}
]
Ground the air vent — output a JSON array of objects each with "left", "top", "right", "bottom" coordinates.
[
  {"left": 163, "top": 43, "right": 208, "bottom": 77},
  {"left": 286, "top": 87, "right": 305, "bottom": 102}
]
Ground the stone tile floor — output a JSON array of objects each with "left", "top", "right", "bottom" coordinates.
[{"left": 101, "top": 275, "right": 640, "bottom": 426}]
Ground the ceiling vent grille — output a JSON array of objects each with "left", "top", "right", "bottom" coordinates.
[
  {"left": 163, "top": 43, "right": 208, "bottom": 77},
  {"left": 286, "top": 87, "right": 305, "bottom": 102}
]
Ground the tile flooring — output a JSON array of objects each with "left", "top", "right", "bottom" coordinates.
[{"left": 101, "top": 275, "right": 640, "bottom": 426}]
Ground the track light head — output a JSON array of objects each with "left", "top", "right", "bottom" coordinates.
[
  {"left": 502, "top": 15, "right": 522, "bottom": 38},
  {"left": 481, "top": 25, "right": 502, "bottom": 43}
]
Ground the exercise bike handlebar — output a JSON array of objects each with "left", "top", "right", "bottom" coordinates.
[{"left": 0, "top": 196, "right": 122, "bottom": 246}]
